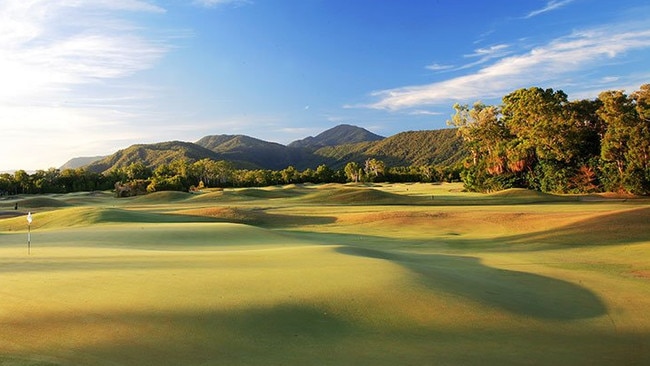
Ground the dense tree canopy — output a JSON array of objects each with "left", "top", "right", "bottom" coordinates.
[
  {"left": 450, "top": 84, "right": 650, "bottom": 194},
  {"left": 1, "top": 158, "right": 458, "bottom": 197}
]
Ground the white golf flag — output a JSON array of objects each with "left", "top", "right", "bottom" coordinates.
[{"left": 27, "top": 212, "right": 32, "bottom": 224}]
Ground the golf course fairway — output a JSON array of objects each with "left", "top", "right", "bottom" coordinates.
[{"left": 0, "top": 183, "right": 648, "bottom": 365}]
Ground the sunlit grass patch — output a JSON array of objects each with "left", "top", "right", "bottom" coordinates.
[{"left": 1, "top": 184, "right": 649, "bottom": 365}]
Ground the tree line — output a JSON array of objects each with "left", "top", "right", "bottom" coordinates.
[
  {"left": 3, "top": 83, "right": 647, "bottom": 197},
  {"left": 0, "top": 158, "right": 460, "bottom": 197},
  {"left": 449, "top": 84, "right": 650, "bottom": 195}
]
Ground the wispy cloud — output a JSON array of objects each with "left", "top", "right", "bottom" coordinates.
[
  {"left": 466, "top": 44, "right": 510, "bottom": 58},
  {"left": 456, "top": 44, "right": 512, "bottom": 70},
  {"left": 193, "top": 0, "right": 251, "bottom": 8},
  {"left": 0, "top": 0, "right": 170, "bottom": 169},
  {"left": 525, "top": 0, "right": 575, "bottom": 19},
  {"left": 426, "top": 45, "right": 511, "bottom": 73},
  {"left": 409, "top": 110, "right": 444, "bottom": 116},
  {"left": 425, "top": 63, "right": 454, "bottom": 71},
  {"left": 0, "top": 1, "right": 168, "bottom": 99},
  {"left": 366, "top": 24, "right": 650, "bottom": 110}
]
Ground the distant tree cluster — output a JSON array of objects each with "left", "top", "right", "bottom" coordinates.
[
  {"left": 0, "top": 168, "right": 110, "bottom": 195},
  {"left": 449, "top": 84, "right": 650, "bottom": 195},
  {"left": 0, "top": 159, "right": 459, "bottom": 198}
]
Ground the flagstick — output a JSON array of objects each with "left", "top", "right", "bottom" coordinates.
[{"left": 26, "top": 212, "right": 33, "bottom": 255}]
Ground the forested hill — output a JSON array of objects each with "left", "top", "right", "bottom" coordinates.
[
  {"left": 81, "top": 126, "right": 467, "bottom": 174},
  {"left": 194, "top": 134, "right": 303, "bottom": 170},
  {"left": 288, "top": 124, "right": 384, "bottom": 149},
  {"left": 85, "top": 141, "right": 222, "bottom": 174},
  {"left": 313, "top": 128, "right": 466, "bottom": 169},
  {"left": 59, "top": 156, "right": 106, "bottom": 170}
]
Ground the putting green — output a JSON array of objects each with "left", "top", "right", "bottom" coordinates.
[{"left": 1, "top": 183, "right": 649, "bottom": 365}]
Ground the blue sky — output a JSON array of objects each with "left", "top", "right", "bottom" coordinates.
[{"left": 1, "top": 0, "right": 649, "bottom": 171}]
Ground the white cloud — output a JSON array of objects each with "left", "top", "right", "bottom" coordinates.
[
  {"left": 366, "top": 25, "right": 650, "bottom": 110},
  {"left": 466, "top": 44, "right": 510, "bottom": 58},
  {"left": 0, "top": 0, "right": 170, "bottom": 170},
  {"left": 0, "top": 1, "right": 167, "bottom": 97},
  {"left": 409, "top": 110, "right": 444, "bottom": 116},
  {"left": 600, "top": 76, "right": 621, "bottom": 84},
  {"left": 455, "top": 44, "right": 512, "bottom": 71},
  {"left": 88, "top": 0, "right": 166, "bottom": 13},
  {"left": 193, "top": 0, "right": 251, "bottom": 8},
  {"left": 425, "top": 63, "right": 454, "bottom": 71},
  {"left": 525, "top": 0, "right": 575, "bottom": 19},
  {"left": 568, "top": 72, "right": 650, "bottom": 101}
]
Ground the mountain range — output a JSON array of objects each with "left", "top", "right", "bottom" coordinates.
[{"left": 62, "top": 124, "right": 467, "bottom": 173}]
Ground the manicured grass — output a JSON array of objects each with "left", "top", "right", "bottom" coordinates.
[{"left": 0, "top": 183, "right": 649, "bottom": 365}]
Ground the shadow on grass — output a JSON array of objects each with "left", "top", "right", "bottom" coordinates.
[
  {"left": 2, "top": 305, "right": 358, "bottom": 366},
  {"left": 336, "top": 246, "right": 606, "bottom": 321},
  {"left": 4, "top": 303, "right": 647, "bottom": 366},
  {"left": 174, "top": 207, "right": 337, "bottom": 228}
]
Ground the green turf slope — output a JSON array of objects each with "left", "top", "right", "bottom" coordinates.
[{"left": 0, "top": 184, "right": 649, "bottom": 365}]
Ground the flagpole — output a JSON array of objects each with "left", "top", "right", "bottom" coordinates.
[{"left": 26, "top": 212, "right": 33, "bottom": 255}]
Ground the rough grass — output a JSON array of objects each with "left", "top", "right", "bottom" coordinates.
[
  {"left": 130, "top": 191, "right": 193, "bottom": 203},
  {"left": 173, "top": 206, "right": 260, "bottom": 224},
  {"left": 508, "top": 206, "right": 650, "bottom": 247},
  {"left": 302, "top": 187, "right": 416, "bottom": 205},
  {"left": 489, "top": 187, "right": 562, "bottom": 199},
  {"left": 16, "top": 197, "right": 70, "bottom": 208},
  {"left": 1, "top": 183, "right": 649, "bottom": 365}
]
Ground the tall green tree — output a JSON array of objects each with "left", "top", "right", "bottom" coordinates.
[
  {"left": 502, "top": 87, "right": 572, "bottom": 163},
  {"left": 364, "top": 158, "right": 385, "bottom": 182},
  {"left": 32, "top": 168, "right": 62, "bottom": 193},
  {"left": 344, "top": 162, "right": 362, "bottom": 183},
  {"left": 0, "top": 173, "right": 16, "bottom": 195},
  {"left": 315, "top": 164, "right": 334, "bottom": 183},
  {"left": 280, "top": 166, "right": 299, "bottom": 184},
  {"left": 631, "top": 84, "right": 650, "bottom": 176},
  {"left": 13, "top": 170, "right": 32, "bottom": 194},
  {"left": 125, "top": 162, "right": 152, "bottom": 181},
  {"left": 449, "top": 102, "right": 515, "bottom": 191},
  {"left": 598, "top": 85, "right": 650, "bottom": 194}
]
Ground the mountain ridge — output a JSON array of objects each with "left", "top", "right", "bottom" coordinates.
[
  {"left": 68, "top": 125, "right": 466, "bottom": 174},
  {"left": 288, "top": 124, "right": 384, "bottom": 149}
]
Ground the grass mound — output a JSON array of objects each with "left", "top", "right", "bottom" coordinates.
[
  {"left": 282, "top": 183, "right": 304, "bottom": 189},
  {"left": 304, "top": 187, "right": 413, "bottom": 205},
  {"left": 488, "top": 188, "right": 571, "bottom": 203},
  {"left": 172, "top": 206, "right": 336, "bottom": 228},
  {"left": 190, "top": 188, "right": 305, "bottom": 203},
  {"left": 59, "top": 191, "right": 113, "bottom": 205},
  {"left": 173, "top": 207, "right": 262, "bottom": 224},
  {"left": 336, "top": 210, "right": 448, "bottom": 226},
  {"left": 130, "top": 191, "right": 193, "bottom": 204},
  {"left": 188, "top": 190, "right": 228, "bottom": 203},
  {"left": 17, "top": 197, "right": 70, "bottom": 208},
  {"left": 0, "top": 207, "right": 214, "bottom": 231},
  {"left": 517, "top": 206, "right": 650, "bottom": 246},
  {"left": 235, "top": 187, "right": 305, "bottom": 199}
]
